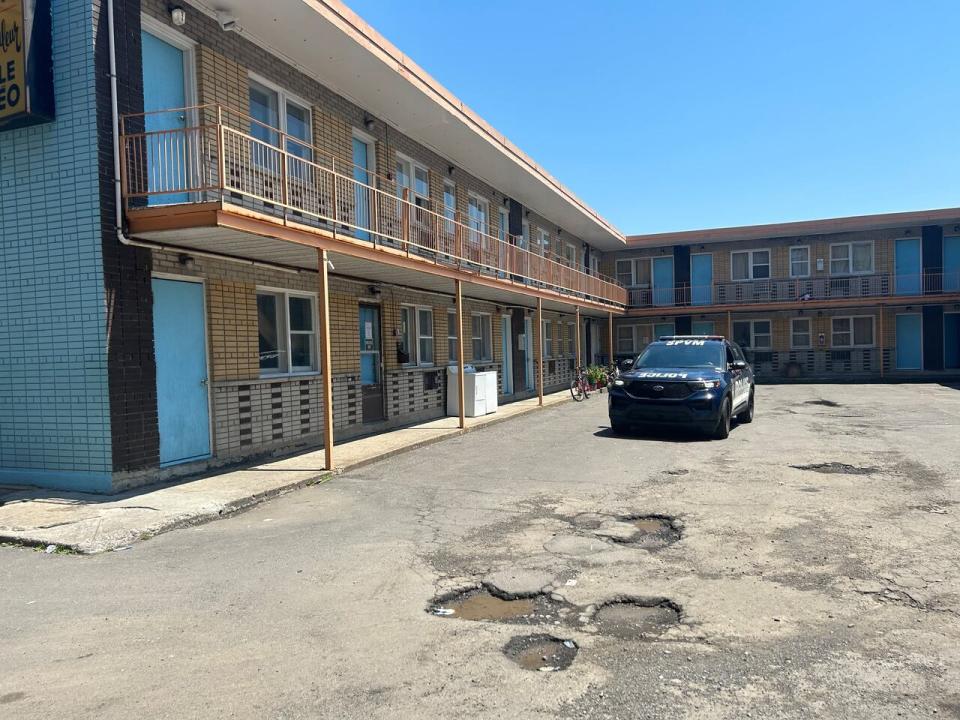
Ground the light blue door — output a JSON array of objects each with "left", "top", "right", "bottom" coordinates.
[
  {"left": 944, "top": 236, "right": 960, "bottom": 291},
  {"left": 501, "top": 316, "right": 513, "bottom": 395},
  {"left": 692, "top": 321, "right": 715, "bottom": 335},
  {"left": 895, "top": 238, "right": 921, "bottom": 295},
  {"left": 895, "top": 314, "right": 922, "bottom": 370},
  {"left": 353, "top": 137, "right": 371, "bottom": 240},
  {"left": 945, "top": 314, "right": 960, "bottom": 369},
  {"left": 653, "top": 257, "right": 674, "bottom": 306},
  {"left": 153, "top": 279, "right": 211, "bottom": 466},
  {"left": 654, "top": 322, "right": 675, "bottom": 340},
  {"left": 142, "top": 31, "right": 188, "bottom": 205},
  {"left": 691, "top": 254, "right": 713, "bottom": 305}
]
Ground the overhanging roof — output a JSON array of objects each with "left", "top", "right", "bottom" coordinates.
[
  {"left": 627, "top": 207, "right": 960, "bottom": 248},
  {"left": 186, "top": 0, "right": 626, "bottom": 250}
]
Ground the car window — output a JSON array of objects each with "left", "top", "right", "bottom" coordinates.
[
  {"left": 726, "top": 345, "right": 736, "bottom": 365},
  {"left": 733, "top": 344, "right": 747, "bottom": 363},
  {"left": 635, "top": 342, "right": 725, "bottom": 369}
]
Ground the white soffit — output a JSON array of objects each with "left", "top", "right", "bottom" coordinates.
[{"left": 186, "top": 0, "right": 626, "bottom": 250}]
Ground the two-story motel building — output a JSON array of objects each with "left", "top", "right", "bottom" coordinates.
[{"left": 1, "top": 0, "right": 958, "bottom": 494}]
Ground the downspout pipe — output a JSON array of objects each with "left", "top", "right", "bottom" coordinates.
[{"left": 106, "top": 0, "right": 130, "bottom": 246}]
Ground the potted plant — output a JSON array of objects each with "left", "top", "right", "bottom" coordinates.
[{"left": 586, "top": 365, "right": 606, "bottom": 391}]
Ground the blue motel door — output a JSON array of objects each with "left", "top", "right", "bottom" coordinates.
[
  {"left": 142, "top": 31, "right": 188, "bottom": 205},
  {"left": 691, "top": 254, "right": 713, "bottom": 305},
  {"left": 895, "top": 314, "right": 922, "bottom": 370},
  {"left": 353, "top": 138, "right": 371, "bottom": 240},
  {"left": 152, "top": 279, "right": 211, "bottom": 466},
  {"left": 894, "top": 238, "right": 921, "bottom": 295},
  {"left": 652, "top": 257, "right": 674, "bottom": 306},
  {"left": 945, "top": 236, "right": 960, "bottom": 292}
]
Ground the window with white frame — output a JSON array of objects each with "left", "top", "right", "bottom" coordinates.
[
  {"left": 616, "top": 325, "right": 638, "bottom": 354},
  {"left": 248, "top": 78, "right": 312, "bottom": 163},
  {"left": 537, "top": 228, "right": 551, "bottom": 257},
  {"left": 790, "top": 246, "right": 810, "bottom": 278},
  {"left": 566, "top": 322, "right": 576, "bottom": 356},
  {"left": 399, "top": 305, "right": 434, "bottom": 366},
  {"left": 564, "top": 243, "right": 577, "bottom": 267},
  {"left": 831, "top": 316, "right": 874, "bottom": 347},
  {"left": 830, "top": 241, "right": 873, "bottom": 275},
  {"left": 471, "top": 313, "right": 492, "bottom": 361},
  {"left": 732, "top": 319, "right": 772, "bottom": 349},
  {"left": 521, "top": 219, "right": 530, "bottom": 250},
  {"left": 731, "top": 250, "right": 771, "bottom": 281},
  {"left": 616, "top": 259, "right": 635, "bottom": 286},
  {"left": 256, "top": 290, "right": 317, "bottom": 375},
  {"left": 447, "top": 310, "right": 458, "bottom": 364},
  {"left": 468, "top": 193, "right": 489, "bottom": 244},
  {"left": 396, "top": 155, "right": 429, "bottom": 204},
  {"left": 498, "top": 207, "right": 510, "bottom": 243},
  {"left": 791, "top": 317, "right": 812, "bottom": 348},
  {"left": 542, "top": 320, "right": 553, "bottom": 357}
]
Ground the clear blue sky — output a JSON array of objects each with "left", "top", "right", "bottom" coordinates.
[{"left": 346, "top": 0, "right": 959, "bottom": 235}]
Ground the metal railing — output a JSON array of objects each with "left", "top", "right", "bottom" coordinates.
[
  {"left": 626, "top": 271, "right": 960, "bottom": 308},
  {"left": 119, "top": 105, "right": 626, "bottom": 307}
]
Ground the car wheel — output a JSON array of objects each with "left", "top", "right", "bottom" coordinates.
[
  {"left": 737, "top": 389, "right": 755, "bottom": 424},
  {"left": 712, "top": 397, "right": 731, "bottom": 440}
]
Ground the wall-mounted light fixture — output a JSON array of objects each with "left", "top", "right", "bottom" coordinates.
[
  {"left": 216, "top": 11, "right": 238, "bottom": 31},
  {"left": 169, "top": 5, "right": 186, "bottom": 26},
  {"left": 177, "top": 253, "right": 194, "bottom": 269},
  {"left": 362, "top": 113, "right": 375, "bottom": 132},
  {"left": 368, "top": 285, "right": 381, "bottom": 296},
  {"left": 447, "top": 165, "right": 455, "bottom": 176},
  {"left": 524, "top": 210, "right": 530, "bottom": 218}
]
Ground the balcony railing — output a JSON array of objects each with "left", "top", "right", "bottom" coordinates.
[
  {"left": 119, "top": 105, "right": 626, "bottom": 308},
  {"left": 626, "top": 272, "right": 960, "bottom": 309}
]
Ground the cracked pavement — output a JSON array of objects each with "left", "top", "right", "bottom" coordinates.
[{"left": 2, "top": 383, "right": 960, "bottom": 719}]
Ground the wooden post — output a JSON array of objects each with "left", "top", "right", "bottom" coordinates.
[
  {"left": 455, "top": 280, "right": 466, "bottom": 429},
  {"left": 575, "top": 306, "right": 581, "bottom": 369},
  {"left": 537, "top": 297, "right": 544, "bottom": 406},
  {"left": 727, "top": 310, "right": 732, "bottom": 340},
  {"left": 317, "top": 249, "right": 335, "bottom": 470},
  {"left": 608, "top": 311, "right": 614, "bottom": 365}
]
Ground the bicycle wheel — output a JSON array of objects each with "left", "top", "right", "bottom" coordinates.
[
  {"left": 570, "top": 378, "right": 584, "bottom": 402},
  {"left": 582, "top": 380, "right": 591, "bottom": 399}
]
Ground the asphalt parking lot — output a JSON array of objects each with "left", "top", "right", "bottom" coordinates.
[{"left": 3, "top": 383, "right": 960, "bottom": 719}]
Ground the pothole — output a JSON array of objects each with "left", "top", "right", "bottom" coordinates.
[
  {"left": 791, "top": 462, "right": 877, "bottom": 475},
  {"left": 805, "top": 399, "right": 841, "bottom": 407},
  {"left": 428, "top": 588, "right": 570, "bottom": 624},
  {"left": 503, "top": 634, "right": 578, "bottom": 672},
  {"left": 592, "top": 598, "right": 682, "bottom": 639}
]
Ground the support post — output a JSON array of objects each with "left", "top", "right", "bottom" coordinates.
[
  {"left": 455, "top": 280, "right": 466, "bottom": 429},
  {"left": 537, "top": 297, "right": 544, "bottom": 406},
  {"left": 608, "top": 311, "right": 614, "bottom": 365},
  {"left": 317, "top": 249, "right": 335, "bottom": 470},
  {"left": 575, "top": 306, "right": 581, "bottom": 369},
  {"left": 727, "top": 310, "right": 732, "bottom": 340},
  {"left": 878, "top": 305, "right": 885, "bottom": 378}
]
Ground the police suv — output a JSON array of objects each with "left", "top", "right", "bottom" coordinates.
[{"left": 608, "top": 336, "right": 755, "bottom": 439}]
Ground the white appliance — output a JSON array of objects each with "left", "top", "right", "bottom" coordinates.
[{"left": 446, "top": 366, "right": 498, "bottom": 417}]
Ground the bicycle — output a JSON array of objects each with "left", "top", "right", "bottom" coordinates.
[{"left": 570, "top": 365, "right": 591, "bottom": 402}]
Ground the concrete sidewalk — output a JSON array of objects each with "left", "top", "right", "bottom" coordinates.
[{"left": 0, "top": 390, "right": 572, "bottom": 553}]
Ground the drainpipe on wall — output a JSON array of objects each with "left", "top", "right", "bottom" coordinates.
[{"left": 106, "top": 0, "right": 131, "bottom": 247}]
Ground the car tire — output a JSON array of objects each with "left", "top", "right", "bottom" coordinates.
[
  {"left": 737, "top": 389, "right": 755, "bottom": 424},
  {"left": 712, "top": 397, "right": 731, "bottom": 440}
]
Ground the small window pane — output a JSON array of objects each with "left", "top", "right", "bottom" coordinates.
[
  {"left": 419, "top": 338, "right": 433, "bottom": 365},
  {"left": 853, "top": 243, "right": 873, "bottom": 272},
  {"left": 790, "top": 247, "right": 809, "bottom": 277},
  {"left": 853, "top": 316, "right": 874, "bottom": 345},
  {"left": 257, "top": 294, "right": 281, "bottom": 370},
  {"left": 288, "top": 296, "right": 313, "bottom": 332},
  {"left": 732, "top": 252, "right": 750, "bottom": 281},
  {"left": 249, "top": 84, "right": 279, "bottom": 144},
  {"left": 616, "top": 326, "right": 633, "bottom": 353},
  {"left": 290, "top": 334, "right": 312, "bottom": 369},
  {"left": 733, "top": 321, "right": 751, "bottom": 348},
  {"left": 616, "top": 260, "right": 634, "bottom": 286}
]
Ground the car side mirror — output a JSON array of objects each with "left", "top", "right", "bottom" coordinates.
[
  {"left": 730, "top": 360, "right": 748, "bottom": 371},
  {"left": 618, "top": 359, "right": 634, "bottom": 372}
]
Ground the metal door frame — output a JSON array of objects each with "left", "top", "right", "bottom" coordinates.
[{"left": 359, "top": 302, "right": 386, "bottom": 422}]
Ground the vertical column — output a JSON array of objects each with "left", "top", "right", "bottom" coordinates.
[
  {"left": 317, "top": 249, "right": 335, "bottom": 470},
  {"left": 727, "top": 310, "right": 732, "bottom": 340},
  {"left": 537, "top": 298, "right": 544, "bottom": 406},
  {"left": 575, "top": 306, "right": 581, "bottom": 369},
  {"left": 878, "top": 306, "right": 885, "bottom": 378},
  {"left": 455, "top": 280, "right": 466, "bottom": 429},
  {"left": 607, "top": 312, "right": 614, "bottom": 365}
]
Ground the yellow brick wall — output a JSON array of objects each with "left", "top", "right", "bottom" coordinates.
[{"left": 206, "top": 279, "right": 259, "bottom": 381}]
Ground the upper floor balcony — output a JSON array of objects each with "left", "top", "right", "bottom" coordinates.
[
  {"left": 119, "top": 105, "right": 627, "bottom": 311},
  {"left": 625, "top": 271, "right": 960, "bottom": 312}
]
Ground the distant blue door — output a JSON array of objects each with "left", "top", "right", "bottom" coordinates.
[
  {"left": 153, "top": 279, "right": 211, "bottom": 466},
  {"left": 895, "top": 314, "right": 922, "bottom": 370},
  {"left": 652, "top": 257, "right": 674, "bottom": 306},
  {"left": 142, "top": 31, "right": 188, "bottom": 205},
  {"left": 691, "top": 254, "right": 713, "bottom": 305},
  {"left": 895, "top": 238, "right": 921, "bottom": 295},
  {"left": 353, "top": 137, "right": 371, "bottom": 240},
  {"left": 501, "top": 315, "right": 513, "bottom": 395},
  {"left": 654, "top": 322, "right": 675, "bottom": 340},
  {"left": 945, "top": 313, "right": 960, "bottom": 369},
  {"left": 944, "top": 236, "right": 960, "bottom": 292},
  {"left": 691, "top": 321, "right": 715, "bottom": 335}
]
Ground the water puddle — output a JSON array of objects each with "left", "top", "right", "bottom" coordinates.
[
  {"left": 503, "top": 634, "right": 578, "bottom": 672},
  {"left": 428, "top": 589, "right": 568, "bottom": 624},
  {"left": 791, "top": 462, "right": 877, "bottom": 475},
  {"left": 592, "top": 599, "right": 681, "bottom": 639}
]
